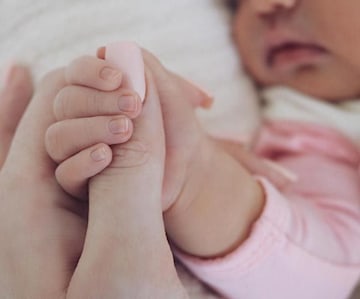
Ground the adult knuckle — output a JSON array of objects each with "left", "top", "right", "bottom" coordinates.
[
  {"left": 143, "top": 49, "right": 163, "bottom": 68},
  {"left": 39, "top": 69, "right": 61, "bottom": 85},
  {"left": 38, "top": 68, "right": 65, "bottom": 93},
  {"left": 54, "top": 86, "right": 73, "bottom": 119},
  {"left": 45, "top": 124, "right": 63, "bottom": 161}
]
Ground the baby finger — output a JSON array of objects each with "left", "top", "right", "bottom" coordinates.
[
  {"left": 46, "top": 116, "right": 133, "bottom": 163},
  {"left": 54, "top": 86, "right": 142, "bottom": 121},
  {"left": 56, "top": 143, "right": 112, "bottom": 200}
]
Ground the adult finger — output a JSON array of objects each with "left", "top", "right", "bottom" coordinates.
[
  {"left": 143, "top": 50, "right": 213, "bottom": 109},
  {"left": 142, "top": 50, "right": 212, "bottom": 209},
  {"left": 0, "top": 64, "right": 33, "bottom": 167}
]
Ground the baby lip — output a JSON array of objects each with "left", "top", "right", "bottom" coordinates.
[
  {"left": 263, "top": 28, "right": 329, "bottom": 67},
  {"left": 266, "top": 42, "right": 327, "bottom": 67}
]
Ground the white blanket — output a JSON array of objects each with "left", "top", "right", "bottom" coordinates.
[{"left": 0, "top": 0, "right": 260, "bottom": 143}]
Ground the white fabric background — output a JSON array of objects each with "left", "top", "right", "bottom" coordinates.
[{"left": 0, "top": 0, "right": 261, "bottom": 143}]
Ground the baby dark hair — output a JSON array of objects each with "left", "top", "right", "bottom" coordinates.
[{"left": 225, "top": 0, "right": 238, "bottom": 11}]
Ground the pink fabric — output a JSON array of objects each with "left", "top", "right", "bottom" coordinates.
[{"left": 176, "top": 120, "right": 360, "bottom": 299}]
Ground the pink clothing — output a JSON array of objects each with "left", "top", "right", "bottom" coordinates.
[{"left": 177, "top": 120, "right": 360, "bottom": 299}]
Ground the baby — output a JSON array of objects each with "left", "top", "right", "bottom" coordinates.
[{"left": 41, "top": 0, "right": 360, "bottom": 298}]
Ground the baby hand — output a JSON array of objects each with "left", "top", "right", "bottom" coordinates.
[
  {"left": 140, "top": 51, "right": 215, "bottom": 211},
  {"left": 142, "top": 52, "right": 267, "bottom": 258},
  {"left": 45, "top": 55, "right": 143, "bottom": 199}
]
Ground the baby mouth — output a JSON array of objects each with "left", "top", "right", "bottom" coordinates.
[{"left": 266, "top": 42, "right": 328, "bottom": 71}]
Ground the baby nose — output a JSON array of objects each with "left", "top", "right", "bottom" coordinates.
[{"left": 250, "top": 0, "right": 297, "bottom": 15}]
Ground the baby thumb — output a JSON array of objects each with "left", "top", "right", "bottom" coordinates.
[{"left": 143, "top": 49, "right": 213, "bottom": 110}]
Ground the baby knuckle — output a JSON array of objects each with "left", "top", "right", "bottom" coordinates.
[
  {"left": 110, "top": 140, "right": 152, "bottom": 169},
  {"left": 87, "top": 90, "right": 104, "bottom": 115},
  {"left": 70, "top": 55, "right": 92, "bottom": 70},
  {"left": 66, "top": 56, "right": 92, "bottom": 80}
]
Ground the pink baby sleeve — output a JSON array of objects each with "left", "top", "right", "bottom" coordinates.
[
  {"left": 175, "top": 121, "right": 360, "bottom": 299},
  {"left": 175, "top": 178, "right": 360, "bottom": 299}
]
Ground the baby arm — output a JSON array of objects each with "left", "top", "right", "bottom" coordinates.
[
  {"left": 132, "top": 54, "right": 360, "bottom": 298},
  {"left": 180, "top": 157, "right": 360, "bottom": 299},
  {"left": 45, "top": 49, "right": 267, "bottom": 260},
  {"left": 45, "top": 48, "right": 360, "bottom": 299},
  {"left": 142, "top": 51, "right": 266, "bottom": 257},
  {"left": 45, "top": 48, "right": 268, "bottom": 297}
]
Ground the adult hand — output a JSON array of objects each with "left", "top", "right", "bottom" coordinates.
[
  {"left": 0, "top": 60, "right": 187, "bottom": 299},
  {"left": 0, "top": 64, "right": 33, "bottom": 166},
  {"left": 0, "top": 66, "right": 87, "bottom": 298}
]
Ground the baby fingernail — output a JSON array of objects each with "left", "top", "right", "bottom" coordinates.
[
  {"left": 100, "top": 67, "right": 122, "bottom": 82},
  {"left": 109, "top": 117, "right": 129, "bottom": 134},
  {"left": 91, "top": 146, "right": 107, "bottom": 162}
]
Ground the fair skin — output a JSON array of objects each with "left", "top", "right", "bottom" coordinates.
[
  {"left": 47, "top": 51, "right": 265, "bottom": 259},
  {"left": 0, "top": 58, "right": 287, "bottom": 298},
  {"left": 52, "top": 0, "right": 360, "bottom": 260},
  {"left": 5, "top": 0, "right": 358, "bottom": 296},
  {"left": 0, "top": 65, "right": 186, "bottom": 298},
  {"left": 166, "top": 0, "right": 360, "bottom": 255},
  {"left": 232, "top": 0, "right": 360, "bottom": 101},
  {"left": 0, "top": 62, "right": 287, "bottom": 298},
  {"left": 0, "top": 62, "right": 284, "bottom": 296},
  {"left": 0, "top": 65, "right": 33, "bottom": 167}
]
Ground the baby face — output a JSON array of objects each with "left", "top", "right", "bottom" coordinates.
[{"left": 232, "top": 0, "right": 360, "bottom": 100}]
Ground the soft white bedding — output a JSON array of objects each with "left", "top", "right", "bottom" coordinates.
[{"left": 0, "top": 0, "right": 260, "bottom": 143}]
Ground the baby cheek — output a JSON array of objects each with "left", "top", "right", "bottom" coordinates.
[{"left": 233, "top": 11, "right": 266, "bottom": 73}]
